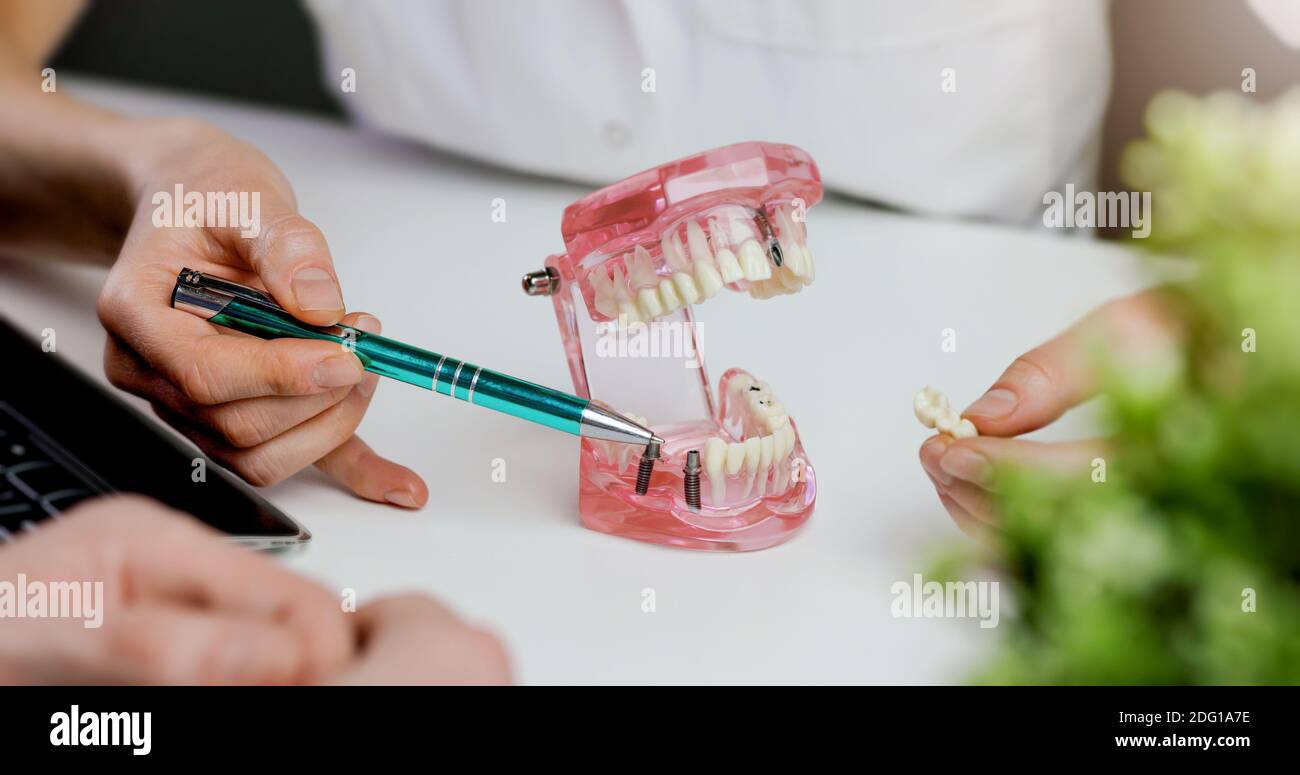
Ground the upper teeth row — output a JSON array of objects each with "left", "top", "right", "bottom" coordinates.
[
  {"left": 914, "top": 386, "right": 978, "bottom": 439},
  {"left": 589, "top": 205, "right": 815, "bottom": 325}
]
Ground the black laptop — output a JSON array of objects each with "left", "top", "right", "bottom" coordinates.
[{"left": 0, "top": 316, "right": 309, "bottom": 549}]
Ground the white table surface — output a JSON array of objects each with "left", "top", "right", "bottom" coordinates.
[{"left": 0, "top": 78, "right": 1157, "bottom": 684}]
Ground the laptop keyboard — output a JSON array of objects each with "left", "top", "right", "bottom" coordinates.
[{"left": 0, "top": 402, "right": 110, "bottom": 542}]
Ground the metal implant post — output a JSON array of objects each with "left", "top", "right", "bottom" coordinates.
[
  {"left": 753, "top": 209, "right": 783, "bottom": 267},
  {"left": 683, "top": 450, "right": 701, "bottom": 510},
  {"left": 634, "top": 438, "right": 661, "bottom": 495}
]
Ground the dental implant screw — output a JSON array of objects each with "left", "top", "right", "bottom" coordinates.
[
  {"left": 752, "top": 209, "right": 783, "bottom": 267},
  {"left": 634, "top": 438, "right": 661, "bottom": 496},
  {"left": 683, "top": 450, "right": 702, "bottom": 511}
]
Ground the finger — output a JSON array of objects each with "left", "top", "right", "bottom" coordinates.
[
  {"left": 923, "top": 459, "right": 996, "bottom": 537},
  {"left": 104, "top": 605, "right": 306, "bottom": 685},
  {"left": 189, "top": 310, "right": 384, "bottom": 442},
  {"left": 937, "top": 436, "right": 1107, "bottom": 488},
  {"left": 159, "top": 367, "right": 379, "bottom": 487},
  {"left": 352, "top": 594, "right": 462, "bottom": 637},
  {"left": 314, "top": 435, "right": 429, "bottom": 509},
  {"left": 58, "top": 495, "right": 354, "bottom": 681},
  {"left": 919, "top": 434, "right": 955, "bottom": 487},
  {"left": 111, "top": 340, "right": 351, "bottom": 447},
  {"left": 113, "top": 313, "right": 381, "bottom": 446},
  {"left": 241, "top": 210, "right": 346, "bottom": 326},
  {"left": 103, "top": 306, "right": 366, "bottom": 404},
  {"left": 938, "top": 492, "right": 993, "bottom": 543},
  {"left": 331, "top": 595, "right": 512, "bottom": 686},
  {"left": 196, "top": 389, "right": 353, "bottom": 448},
  {"left": 164, "top": 150, "right": 347, "bottom": 326},
  {"left": 962, "top": 290, "right": 1177, "bottom": 437},
  {"left": 938, "top": 479, "right": 996, "bottom": 526}
]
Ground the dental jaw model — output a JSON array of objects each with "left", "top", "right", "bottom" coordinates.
[
  {"left": 914, "top": 386, "right": 978, "bottom": 439},
  {"left": 522, "top": 142, "right": 819, "bottom": 551}
]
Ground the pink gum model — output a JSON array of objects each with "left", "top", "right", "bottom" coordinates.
[{"left": 522, "top": 141, "right": 821, "bottom": 551}]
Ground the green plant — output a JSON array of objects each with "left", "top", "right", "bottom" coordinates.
[{"left": 968, "top": 89, "right": 1300, "bottom": 684}]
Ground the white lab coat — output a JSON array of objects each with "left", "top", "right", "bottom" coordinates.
[{"left": 304, "top": 0, "right": 1111, "bottom": 225}]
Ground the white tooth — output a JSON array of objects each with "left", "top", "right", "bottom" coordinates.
[
  {"left": 609, "top": 264, "right": 641, "bottom": 324},
  {"left": 707, "top": 217, "right": 730, "bottom": 249},
  {"left": 725, "top": 442, "right": 746, "bottom": 475},
  {"left": 738, "top": 240, "right": 772, "bottom": 281},
  {"left": 802, "top": 244, "right": 815, "bottom": 284},
  {"left": 743, "top": 436, "right": 761, "bottom": 470},
  {"left": 694, "top": 260, "right": 723, "bottom": 299},
  {"left": 952, "top": 418, "right": 979, "bottom": 439},
  {"left": 617, "top": 303, "right": 642, "bottom": 324},
  {"left": 934, "top": 407, "right": 961, "bottom": 435},
  {"left": 591, "top": 439, "right": 611, "bottom": 462},
  {"left": 913, "top": 386, "right": 949, "bottom": 428},
  {"left": 636, "top": 287, "right": 664, "bottom": 319},
  {"left": 785, "top": 204, "right": 808, "bottom": 243},
  {"left": 631, "top": 245, "right": 658, "bottom": 287},
  {"left": 757, "top": 434, "right": 774, "bottom": 495},
  {"left": 777, "top": 425, "right": 796, "bottom": 459},
  {"left": 591, "top": 267, "right": 619, "bottom": 318},
  {"left": 712, "top": 215, "right": 733, "bottom": 249},
  {"left": 685, "top": 221, "right": 713, "bottom": 267},
  {"left": 671, "top": 272, "right": 700, "bottom": 305},
  {"left": 661, "top": 232, "right": 691, "bottom": 273},
  {"left": 707, "top": 218, "right": 744, "bottom": 283},
  {"left": 774, "top": 208, "right": 802, "bottom": 273},
  {"left": 726, "top": 213, "right": 756, "bottom": 245},
  {"left": 617, "top": 442, "right": 634, "bottom": 473},
  {"left": 610, "top": 264, "right": 631, "bottom": 302},
  {"left": 788, "top": 243, "right": 810, "bottom": 278},
  {"left": 704, "top": 437, "right": 727, "bottom": 504},
  {"left": 657, "top": 278, "right": 684, "bottom": 313},
  {"left": 765, "top": 414, "right": 789, "bottom": 433},
  {"left": 729, "top": 373, "right": 756, "bottom": 396},
  {"left": 715, "top": 248, "right": 744, "bottom": 283},
  {"left": 742, "top": 436, "right": 761, "bottom": 494}
]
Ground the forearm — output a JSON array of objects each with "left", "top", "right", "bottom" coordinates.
[{"left": 0, "top": 23, "right": 145, "bottom": 265}]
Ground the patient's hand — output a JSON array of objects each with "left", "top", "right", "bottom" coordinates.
[
  {"left": 96, "top": 118, "right": 426, "bottom": 508},
  {"left": 917, "top": 290, "right": 1181, "bottom": 540},
  {"left": 0, "top": 496, "right": 514, "bottom": 685},
  {"left": 0, "top": 496, "right": 354, "bottom": 684},
  {"left": 328, "top": 595, "right": 512, "bottom": 685}
]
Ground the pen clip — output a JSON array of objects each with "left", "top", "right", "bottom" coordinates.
[{"left": 178, "top": 267, "right": 283, "bottom": 310}]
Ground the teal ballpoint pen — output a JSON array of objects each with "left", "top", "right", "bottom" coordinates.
[{"left": 170, "top": 268, "right": 662, "bottom": 449}]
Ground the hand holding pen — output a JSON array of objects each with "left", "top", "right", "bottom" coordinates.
[{"left": 95, "top": 120, "right": 427, "bottom": 507}]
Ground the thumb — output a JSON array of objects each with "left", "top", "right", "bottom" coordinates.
[
  {"left": 242, "top": 209, "right": 346, "bottom": 326},
  {"left": 963, "top": 290, "right": 1175, "bottom": 437}
]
